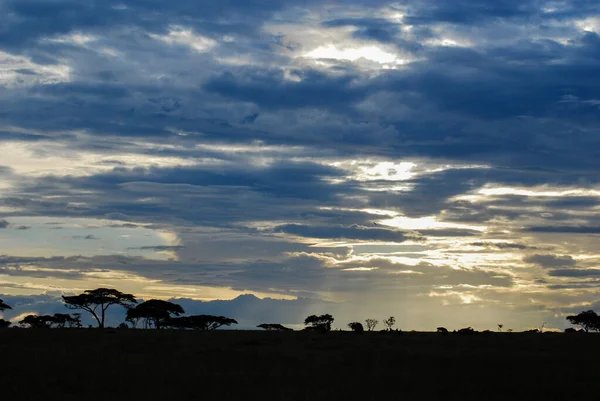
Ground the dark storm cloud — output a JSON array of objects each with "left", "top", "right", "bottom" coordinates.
[
  {"left": 548, "top": 269, "right": 600, "bottom": 278},
  {"left": 523, "top": 254, "right": 577, "bottom": 268},
  {"left": 128, "top": 245, "right": 184, "bottom": 251},
  {"left": 203, "top": 69, "right": 368, "bottom": 111},
  {"left": 322, "top": 18, "right": 404, "bottom": 44},
  {"left": 470, "top": 242, "right": 530, "bottom": 250},
  {"left": 272, "top": 223, "right": 409, "bottom": 242},
  {"left": 524, "top": 226, "right": 600, "bottom": 234},
  {"left": 1, "top": 0, "right": 600, "bottom": 320}
]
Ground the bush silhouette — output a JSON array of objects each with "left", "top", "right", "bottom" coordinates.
[
  {"left": 457, "top": 327, "right": 478, "bottom": 335},
  {"left": 0, "top": 319, "right": 11, "bottom": 329},
  {"left": 348, "top": 322, "right": 364, "bottom": 332},
  {"left": 257, "top": 323, "right": 293, "bottom": 331},
  {"left": 167, "top": 315, "right": 238, "bottom": 331}
]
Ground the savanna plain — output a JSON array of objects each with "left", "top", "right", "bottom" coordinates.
[{"left": 1, "top": 330, "right": 598, "bottom": 400}]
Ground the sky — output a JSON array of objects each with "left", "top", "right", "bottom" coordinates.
[{"left": 1, "top": 0, "right": 600, "bottom": 331}]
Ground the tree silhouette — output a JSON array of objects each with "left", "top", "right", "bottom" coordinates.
[
  {"left": 167, "top": 315, "right": 237, "bottom": 331},
  {"left": 18, "top": 313, "right": 81, "bottom": 329},
  {"left": 383, "top": 316, "right": 395, "bottom": 331},
  {"left": 304, "top": 314, "right": 334, "bottom": 332},
  {"left": 126, "top": 299, "right": 184, "bottom": 329},
  {"left": 52, "top": 313, "right": 82, "bottom": 328},
  {"left": 62, "top": 288, "right": 137, "bottom": 329},
  {"left": 257, "top": 323, "right": 293, "bottom": 331},
  {"left": 0, "top": 319, "right": 11, "bottom": 329},
  {"left": 348, "top": 322, "right": 364, "bottom": 332},
  {"left": 566, "top": 310, "right": 600, "bottom": 333},
  {"left": 437, "top": 327, "right": 449, "bottom": 334},
  {"left": 0, "top": 299, "right": 11, "bottom": 312},
  {"left": 20, "top": 315, "right": 54, "bottom": 328},
  {"left": 365, "top": 319, "right": 378, "bottom": 331}
]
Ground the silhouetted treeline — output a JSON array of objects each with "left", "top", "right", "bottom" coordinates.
[{"left": 1, "top": 289, "right": 598, "bottom": 333}]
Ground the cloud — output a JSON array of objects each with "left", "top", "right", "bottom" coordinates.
[
  {"left": 523, "top": 254, "right": 577, "bottom": 268},
  {"left": 1, "top": 0, "right": 600, "bottom": 328}
]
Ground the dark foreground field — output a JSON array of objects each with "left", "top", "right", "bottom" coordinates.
[{"left": 1, "top": 330, "right": 599, "bottom": 400}]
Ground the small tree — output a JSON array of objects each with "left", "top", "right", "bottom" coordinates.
[
  {"left": 383, "top": 316, "right": 395, "bottom": 331},
  {"left": 566, "top": 310, "right": 600, "bottom": 333},
  {"left": 304, "top": 314, "right": 334, "bottom": 332},
  {"left": 0, "top": 299, "right": 11, "bottom": 312},
  {"left": 126, "top": 300, "right": 184, "bottom": 329},
  {"left": 257, "top": 323, "right": 293, "bottom": 331},
  {"left": 497, "top": 324, "right": 503, "bottom": 332},
  {"left": 0, "top": 319, "right": 11, "bottom": 329},
  {"left": 62, "top": 288, "right": 137, "bottom": 329},
  {"left": 365, "top": 319, "right": 378, "bottom": 331},
  {"left": 348, "top": 322, "right": 364, "bottom": 332}
]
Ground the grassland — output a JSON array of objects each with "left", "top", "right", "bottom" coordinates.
[{"left": 1, "top": 330, "right": 599, "bottom": 400}]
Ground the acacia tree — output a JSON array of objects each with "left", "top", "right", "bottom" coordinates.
[
  {"left": 566, "top": 310, "right": 600, "bottom": 333},
  {"left": 126, "top": 300, "right": 184, "bottom": 329},
  {"left": 365, "top": 319, "right": 378, "bottom": 331},
  {"left": 63, "top": 288, "right": 137, "bottom": 329},
  {"left": 304, "top": 314, "right": 334, "bottom": 332},
  {"left": 257, "top": 323, "right": 293, "bottom": 331}
]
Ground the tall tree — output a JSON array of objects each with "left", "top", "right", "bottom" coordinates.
[
  {"left": 126, "top": 300, "right": 184, "bottom": 329},
  {"left": 0, "top": 299, "right": 11, "bottom": 312},
  {"left": 63, "top": 288, "right": 137, "bottom": 328},
  {"left": 566, "top": 310, "right": 600, "bottom": 333}
]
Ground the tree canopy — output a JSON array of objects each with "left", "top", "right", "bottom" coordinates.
[
  {"left": 566, "top": 310, "right": 600, "bottom": 333},
  {"left": 257, "top": 323, "right": 293, "bottom": 331},
  {"left": 19, "top": 313, "right": 81, "bottom": 329},
  {"left": 167, "top": 315, "right": 238, "bottom": 331},
  {"left": 304, "top": 314, "right": 334, "bottom": 332},
  {"left": 126, "top": 299, "right": 185, "bottom": 329},
  {"left": 63, "top": 288, "right": 137, "bottom": 328}
]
